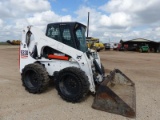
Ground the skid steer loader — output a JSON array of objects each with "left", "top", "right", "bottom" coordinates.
[{"left": 20, "top": 22, "right": 136, "bottom": 118}]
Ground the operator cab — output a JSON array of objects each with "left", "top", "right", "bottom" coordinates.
[{"left": 46, "top": 22, "right": 88, "bottom": 52}]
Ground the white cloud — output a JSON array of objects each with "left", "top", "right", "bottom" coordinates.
[
  {"left": 62, "top": 8, "right": 68, "bottom": 12},
  {"left": 27, "top": 10, "right": 72, "bottom": 29},
  {"left": 0, "top": 9, "right": 72, "bottom": 41},
  {"left": 10, "top": 0, "right": 50, "bottom": 11},
  {"left": 99, "top": 0, "right": 157, "bottom": 13},
  {"left": 0, "top": 0, "right": 72, "bottom": 41},
  {"left": 0, "top": 0, "right": 51, "bottom": 19},
  {"left": 99, "top": 12, "right": 131, "bottom": 28},
  {"left": 0, "top": 19, "right": 3, "bottom": 27},
  {"left": 99, "top": 0, "right": 160, "bottom": 25},
  {"left": 155, "top": 27, "right": 160, "bottom": 36}
]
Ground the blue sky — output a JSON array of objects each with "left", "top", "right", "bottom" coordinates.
[
  {"left": 48, "top": 0, "right": 109, "bottom": 19},
  {"left": 49, "top": 0, "right": 107, "bottom": 13},
  {"left": 0, "top": 0, "right": 160, "bottom": 42}
]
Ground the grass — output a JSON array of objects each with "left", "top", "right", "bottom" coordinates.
[{"left": 0, "top": 42, "right": 10, "bottom": 45}]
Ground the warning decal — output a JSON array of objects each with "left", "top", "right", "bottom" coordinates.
[{"left": 21, "top": 50, "right": 28, "bottom": 58}]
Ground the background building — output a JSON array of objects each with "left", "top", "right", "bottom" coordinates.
[{"left": 121, "top": 38, "right": 160, "bottom": 52}]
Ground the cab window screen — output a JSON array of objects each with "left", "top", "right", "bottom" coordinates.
[
  {"left": 47, "top": 25, "right": 61, "bottom": 42},
  {"left": 60, "top": 25, "right": 74, "bottom": 48},
  {"left": 63, "top": 29, "right": 71, "bottom": 40},
  {"left": 75, "top": 26, "right": 87, "bottom": 52}
]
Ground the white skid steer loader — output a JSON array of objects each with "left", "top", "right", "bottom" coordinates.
[{"left": 20, "top": 22, "right": 136, "bottom": 118}]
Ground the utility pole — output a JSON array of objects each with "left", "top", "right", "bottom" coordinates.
[{"left": 87, "top": 12, "right": 90, "bottom": 38}]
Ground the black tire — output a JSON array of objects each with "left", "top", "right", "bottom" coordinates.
[
  {"left": 22, "top": 63, "right": 49, "bottom": 93},
  {"left": 55, "top": 67, "right": 89, "bottom": 103}
]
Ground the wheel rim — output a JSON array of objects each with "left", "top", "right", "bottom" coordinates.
[
  {"left": 24, "top": 70, "right": 40, "bottom": 88},
  {"left": 59, "top": 73, "right": 81, "bottom": 96}
]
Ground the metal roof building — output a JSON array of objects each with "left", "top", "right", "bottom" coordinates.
[{"left": 121, "top": 38, "right": 160, "bottom": 52}]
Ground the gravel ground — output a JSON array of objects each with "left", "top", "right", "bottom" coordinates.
[{"left": 0, "top": 46, "right": 160, "bottom": 120}]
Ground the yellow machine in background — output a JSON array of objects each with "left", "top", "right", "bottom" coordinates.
[
  {"left": 7, "top": 40, "right": 21, "bottom": 45},
  {"left": 86, "top": 37, "right": 104, "bottom": 52}
]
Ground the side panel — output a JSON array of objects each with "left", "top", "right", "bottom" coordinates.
[
  {"left": 20, "top": 44, "right": 36, "bottom": 73},
  {"left": 40, "top": 60, "right": 79, "bottom": 76}
]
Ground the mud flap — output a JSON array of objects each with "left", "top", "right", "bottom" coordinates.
[{"left": 92, "top": 69, "right": 136, "bottom": 118}]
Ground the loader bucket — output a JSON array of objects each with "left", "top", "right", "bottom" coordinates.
[{"left": 92, "top": 69, "right": 136, "bottom": 118}]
